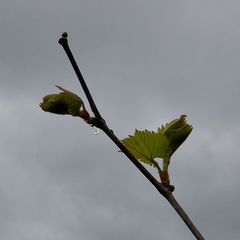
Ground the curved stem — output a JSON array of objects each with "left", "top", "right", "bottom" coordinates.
[{"left": 58, "top": 32, "right": 205, "bottom": 240}]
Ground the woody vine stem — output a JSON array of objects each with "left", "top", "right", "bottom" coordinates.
[{"left": 58, "top": 32, "right": 205, "bottom": 240}]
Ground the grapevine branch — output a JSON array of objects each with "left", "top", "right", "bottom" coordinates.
[{"left": 58, "top": 32, "right": 205, "bottom": 240}]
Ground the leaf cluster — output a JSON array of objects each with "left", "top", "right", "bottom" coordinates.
[{"left": 122, "top": 115, "right": 192, "bottom": 181}]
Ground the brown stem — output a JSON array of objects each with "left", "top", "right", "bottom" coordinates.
[
  {"left": 101, "top": 123, "right": 205, "bottom": 240},
  {"left": 58, "top": 32, "right": 205, "bottom": 240},
  {"left": 58, "top": 32, "right": 102, "bottom": 120},
  {"left": 165, "top": 193, "right": 205, "bottom": 240}
]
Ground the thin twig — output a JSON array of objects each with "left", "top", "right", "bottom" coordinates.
[
  {"left": 58, "top": 32, "right": 102, "bottom": 120},
  {"left": 167, "top": 194, "right": 205, "bottom": 240},
  {"left": 58, "top": 32, "right": 205, "bottom": 240}
]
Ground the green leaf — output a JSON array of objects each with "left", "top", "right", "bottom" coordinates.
[
  {"left": 122, "top": 130, "right": 170, "bottom": 167},
  {"left": 159, "top": 115, "right": 193, "bottom": 156},
  {"left": 122, "top": 115, "right": 192, "bottom": 171},
  {"left": 40, "top": 85, "right": 85, "bottom": 117},
  {"left": 122, "top": 115, "right": 192, "bottom": 186}
]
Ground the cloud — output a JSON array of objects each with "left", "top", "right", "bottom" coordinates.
[{"left": 0, "top": 0, "right": 240, "bottom": 239}]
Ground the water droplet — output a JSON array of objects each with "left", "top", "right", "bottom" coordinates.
[{"left": 92, "top": 127, "right": 100, "bottom": 135}]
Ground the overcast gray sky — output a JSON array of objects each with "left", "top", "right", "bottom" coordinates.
[{"left": 0, "top": 0, "right": 240, "bottom": 239}]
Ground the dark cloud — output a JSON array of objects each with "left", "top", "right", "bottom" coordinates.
[{"left": 0, "top": 0, "right": 240, "bottom": 239}]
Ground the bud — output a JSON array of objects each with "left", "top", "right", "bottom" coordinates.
[
  {"left": 40, "top": 85, "right": 88, "bottom": 117},
  {"left": 159, "top": 115, "right": 192, "bottom": 156}
]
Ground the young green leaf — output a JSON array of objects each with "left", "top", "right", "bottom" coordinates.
[
  {"left": 40, "top": 85, "right": 90, "bottom": 120},
  {"left": 122, "top": 130, "right": 170, "bottom": 167},
  {"left": 159, "top": 115, "right": 193, "bottom": 156},
  {"left": 122, "top": 115, "right": 192, "bottom": 185}
]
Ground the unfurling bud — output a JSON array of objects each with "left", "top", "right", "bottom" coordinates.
[
  {"left": 159, "top": 115, "right": 193, "bottom": 156},
  {"left": 40, "top": 85, "right": 90, "bottom": 119}
]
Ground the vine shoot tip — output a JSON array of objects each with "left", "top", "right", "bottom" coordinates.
[{"left": 62, "top": 32, "right": 68, "bottom": 38}]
